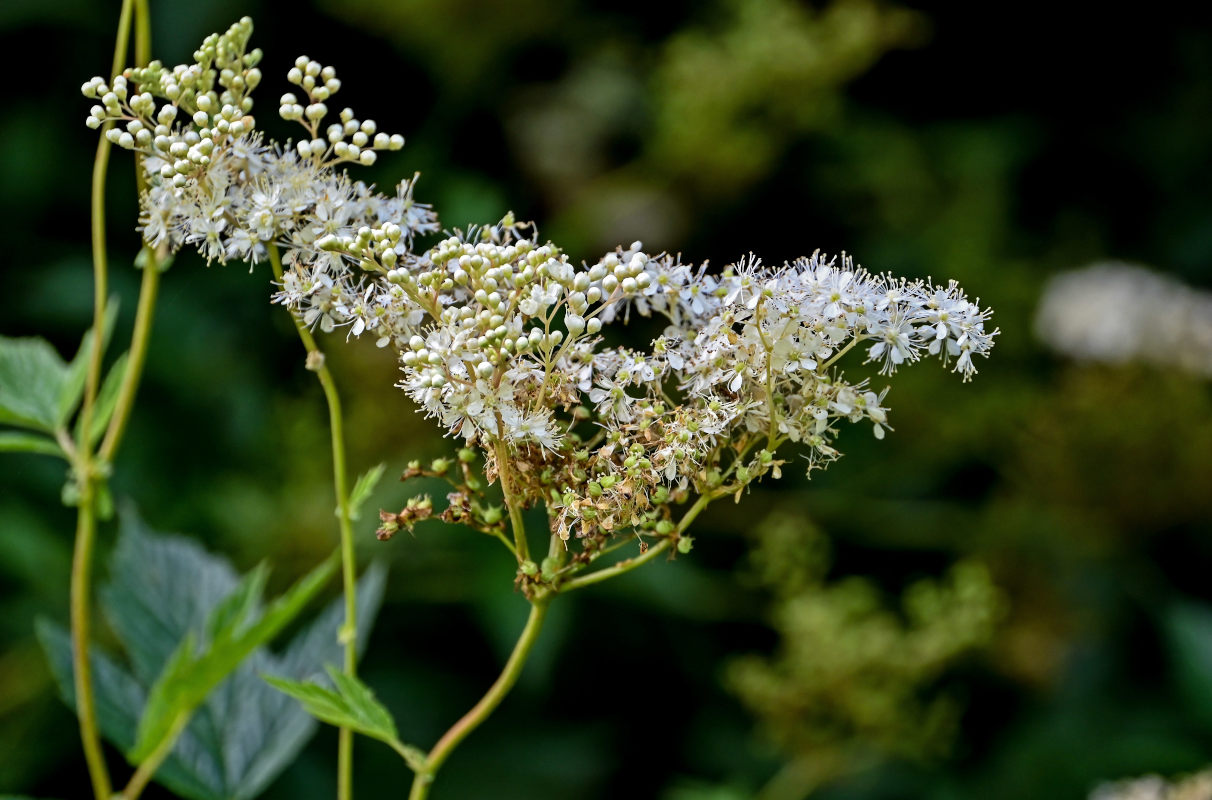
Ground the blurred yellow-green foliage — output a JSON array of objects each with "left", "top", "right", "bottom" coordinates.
[{"left": 3, "top": 0, "right": 1212, "bottom": 798}]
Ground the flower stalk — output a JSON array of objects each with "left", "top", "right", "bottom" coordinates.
[
  {"left": 408, "top": 597, "right": 550, "bottom": 800},
  {"left": 72, "top": 1, "right": 138, "bottom": 796}
]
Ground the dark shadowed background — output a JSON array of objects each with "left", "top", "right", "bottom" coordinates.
[{"left": 3, "top": 0, "right": 1212, "bottom": 798}]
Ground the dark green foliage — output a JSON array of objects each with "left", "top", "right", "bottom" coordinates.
[{"left": 38, "top": 511, "right": 386, "bottom": 800}]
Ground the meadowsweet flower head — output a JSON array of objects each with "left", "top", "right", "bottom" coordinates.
[{"left": 86, "top": 19, "right": 997, "bottom": 553}]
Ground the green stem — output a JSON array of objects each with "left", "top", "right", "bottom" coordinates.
[
  {"left": 559, "top": 538, "right": 672, "bottom": 592},
  {"left": 99, "top": 0, "right": 159, "bottom": 464},
  {"left": 268, "top": 244, "right": 358, "bottom": 800},
  {"left": 70, "top": 482, "right": 109, "bottom": 800},
  {"left": 98, "top": 256, "right": 159, "bottom": 462},
  {"left": 819, "top": 335, "right": 864, "bottom": 372},
  {"left": 409, "top": 598, "right": 550, "bottom": 800},
  {"left": 73, "top": 3, "right": 136, "bottom": 797},
  {"left": 120, "top": 711, "right": 190, "bottom": 800},
  {"left": 493, "top": 438, "right": 530, "bottom": 563}
]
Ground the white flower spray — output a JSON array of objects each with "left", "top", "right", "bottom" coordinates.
[{"left": 83, "top": 16, "right": 997, "bottom": 561}]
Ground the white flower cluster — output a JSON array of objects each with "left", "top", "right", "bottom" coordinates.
[
  {"left": 85, "top": 21, "right": 997, "bottom": 544},
  {"left": 81, "top": 18, "right": 431, "bottom": 267},
  {"left": 1036, "top": 262, "right": 1212, "bottom": 378}
]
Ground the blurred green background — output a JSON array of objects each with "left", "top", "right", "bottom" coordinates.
[{"left": 3, "top": 0, "right": 1212, "bottom": 797}]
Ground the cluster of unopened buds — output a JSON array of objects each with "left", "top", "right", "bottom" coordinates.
[{"left": 84, "top": 19, "right": 998, "bottom": 563}]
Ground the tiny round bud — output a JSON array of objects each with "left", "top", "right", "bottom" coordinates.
[{"left": 359, "top": 149, "right": 377, "bottom": 166}]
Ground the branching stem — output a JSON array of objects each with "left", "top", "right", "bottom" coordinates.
[{"left": 408, "top": 598, "right": 550, "bottom": 800}]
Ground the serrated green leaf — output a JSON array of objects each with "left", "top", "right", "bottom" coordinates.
[
  {"left": 43, "top": 512, "right": 387, "bottom": 800},
  {"left": 204, "top": 562, "right": 269, "bottom": 643},
  {"left": 131, "top": 552, "right": 338, "bottom": 762},
  {"left": 348, "top": 462, "right": 386, "bottom": 521},
  {"left": 101, "top": 509, "right": 241, "bottom": 685},
  {"left": 0, "top": 336, "right": 70, "bottom": 432},
  {"left": 219, "top": 563, "right": 387, "bottom": 800},
  {"left": 36, "top": 618, "right": 217, "bottom": 799},
  {"left": 0, "top": 431, "right": 62, "bottom": 457},
  {"left": 58, "top": 300, "right": 119, "bottom": 427},
  {"left": 265, "top": 665, "right": 398, "bottom": 745},
  {"left": 131, "top": 550, "right": 336, "bottom": 761}
]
